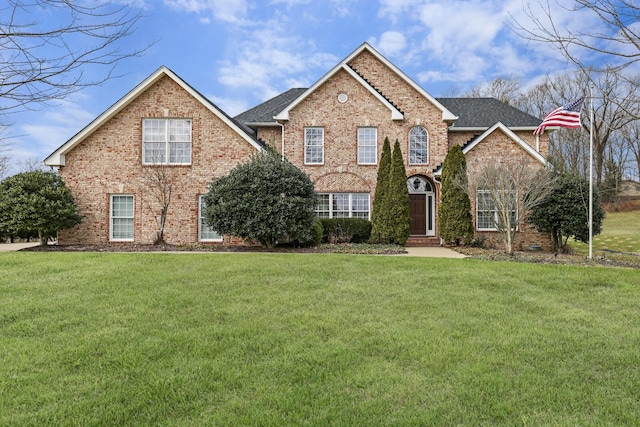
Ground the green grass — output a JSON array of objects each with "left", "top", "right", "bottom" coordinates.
[
  {"left": 572, "top": 208, "right": 640, "bottom": 256},
  {"left": 1, "top": 253, "right": 639, "bottom": 426}
]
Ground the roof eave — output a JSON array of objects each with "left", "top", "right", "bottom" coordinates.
[
  {"left": 448, "top": 126, "right": 539, "bottom": 132},
  {"left": 433, "top": 122, "right": 546, "bottom": 176},
  {"left": 245, "top": 121, "right": 281, "bottom": 128}
]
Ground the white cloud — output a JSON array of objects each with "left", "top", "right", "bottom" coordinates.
[
  {"left": 163, "top": 0, "right": 249, "bottom": 24},
  {"left": 377, "top": 31, "right": 407, "bottom": 57},
  {"left": 2, "top": 97, "right": 95, "bottom": 174},
  {"left": 378, "top": 0, "right": 422, "bottom": 23},
  {"left": 216, "top": 18, "right": 339, "bottom": 102},
  {"left": 207, "top": 95, "right": 250, "bottom": 117}
]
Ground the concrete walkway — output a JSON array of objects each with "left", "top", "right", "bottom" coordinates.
[
  {"left": 401, "top": 246, "right": 468, "bottom": 258},
  {"left": 0, "top": 242, "right": 41, "bottom": 252},
  {"left": 0, "top": 242, "right": 467, "bottom": 258}
]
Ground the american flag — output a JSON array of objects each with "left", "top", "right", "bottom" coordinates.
[{"left": 533, "top": 97, "right": 584, "bottom": 135}]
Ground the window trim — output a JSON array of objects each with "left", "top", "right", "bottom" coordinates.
[
  {"left": 315, "top": 193, "right": 370, "bottom": 219},
  {"left": 357, "top": 127, "right": 377, "bottom": 165},
  {"left": 408, "top": 126, "right": 429, "bottom": 165},
  {"left": 142, "top": 118, "right": 192, "bottom": 165},
  {"left": 476, "top": 190, "right": 517, "bottom": 231},
  {"left": 110, "top": 194, "right": 134, "bottom": 242},
  {"left": 198, "top": 195, "right": 223, "bottom": 242},
  {"left": 304, "top": 127, "right": 324, "bottom": 165}
]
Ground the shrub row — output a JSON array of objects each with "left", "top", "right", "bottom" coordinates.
[{"left": 318, "top": 218, "right": 372, "bottom": 244}]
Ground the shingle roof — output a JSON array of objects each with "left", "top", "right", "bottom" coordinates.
[
  {"left": 234, "top": 93, "right": 543, "bottom": 132},
  {"left": 234, "top": 88, "right": 307, "bottom": 135},
  {"left": 436, "top": 98, "right": 542, "bottom": 129}
]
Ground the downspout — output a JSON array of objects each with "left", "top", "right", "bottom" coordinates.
[{"left": 276, "top": 118, "right": 285, "bottom": 161}]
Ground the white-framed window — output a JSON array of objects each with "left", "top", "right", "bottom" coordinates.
[
  {"left": 357, "top": 127, "right": 377, "bottom": 164},
  {"left": 409, "top": 126, "right": 428, "bottom": 165},
  {"left": 304, "top": 127, "right": 324, "bottom": 164},
  {"left": 199, "top": 195, "right": 222, "bottom": 242},
  {"left": 476, "top": 190, "right": 517, "bottom": 231},
  {"left": 143, "top": 118, "right": 192, "bottom": 165},
  {"left": 110, "top": 195, "right": 134, "bottom": 241},
  {"left": 315, "top": 193, "right": 370, "bottom": 219}
]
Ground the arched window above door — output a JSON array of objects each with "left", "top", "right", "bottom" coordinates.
[
  {"left": 407, "top": 175, "right": 433, "bottom": 193},
  {"left": 409, "top": 126, "right": 428, "bottom": 165}
]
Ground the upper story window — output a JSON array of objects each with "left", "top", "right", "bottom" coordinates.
[
  {"left": 357, "top": 127, "right": 377, "bottom": 165},
  {"left": 409, "top": 126, "right": 428, "bottom": 165},
  {"left": 304, "top": 127, "right": 324, "bottom": 165},
  {"left": 143, "top": 118, "right": 192, "bottom": 165}
]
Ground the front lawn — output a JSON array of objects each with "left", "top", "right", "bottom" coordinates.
[{"left": 1, "top": 253, "right": 639, "bottom": 425}]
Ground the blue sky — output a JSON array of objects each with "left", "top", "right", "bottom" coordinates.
[{"left": 4, "top": 0, "right": 607, "bottom": 173}]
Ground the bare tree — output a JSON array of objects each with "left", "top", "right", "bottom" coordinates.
[
  {"left": 466, "top": 157, "right": 555, "bottom": 255},
  {"left": 508, "top": 1, "right": 640, "bottom": 74},
  {"left": 528, "top": 70, "right": 639, "bottom": 183},
  {"left": 18, "top": 156, "right": 45, "bottom": 173},
  {"left": 0, "top": 149, "right": 9, "bottom": 180},
  {"left": 141, "top": 165, "right": 173, "bottom": 245},
  {"left": 1, "top": 0, "right": 148, "bottom": 115},
  {"left": 466, "top": 75, "right": 525, "bottom": 107},
  {"left": 620, "top": 120, "right": 640, "bottom": 180}
]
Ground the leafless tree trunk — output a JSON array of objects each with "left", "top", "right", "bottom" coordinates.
[
  {"left": 141, "top": 165, "right": 173, "bottom": 245},
  {"left": 1, "top": 1, "right": 148, "bottom": 115},
  {"left": 465, "top": 157, "right": 556, "bottom": 255},
  {"left": 620, "top": 120, "right": 640, "bottom": 181}
]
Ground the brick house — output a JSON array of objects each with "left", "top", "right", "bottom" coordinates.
[{"left": 45, "top": 42, "right": 549, "bottom": 248}]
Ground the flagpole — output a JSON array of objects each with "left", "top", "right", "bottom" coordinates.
[{"left": 589, "top": 83, "right": 594, "bottom": 260}]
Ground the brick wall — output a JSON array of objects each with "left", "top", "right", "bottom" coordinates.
[
  {"left": 58, "top": 75, "right": 258, "bottom": 245},
  {"left": 464, "top": 129, "right": 552, "bottom": 251},
  {"left": 259, "top": 50, "right": 450, "bottom": 222}
]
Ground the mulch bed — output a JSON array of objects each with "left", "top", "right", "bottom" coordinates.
[
  {"left": 21, "top": 243, "right": 639, "bottom": 268},
  {"left": 22, "top": 243, "right": 332, "bottom": 253}
]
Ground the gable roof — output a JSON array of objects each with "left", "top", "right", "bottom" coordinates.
[
  {"left": 436, "top": 98, "right": 542, "bottom": 130},
  {"left": 433, "top": 122, "right": 547, "bottom": 176},
  {"left": 44, "top": 66, "right": 263, "bottom": 167},
  {"left": 274, "top": 42, "right": 457, "bottom": 123}
]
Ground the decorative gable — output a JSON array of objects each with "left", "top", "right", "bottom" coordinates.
[
  {"left": 275, "top": 43, "right": 456, "bottom": 123},
  {"left": 44, "top": 66, "right": 262, "bottom": 167}
]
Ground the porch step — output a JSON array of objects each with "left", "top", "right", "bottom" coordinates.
[{"left": 406, "top": 236, "right": 441, "bottom": 247}]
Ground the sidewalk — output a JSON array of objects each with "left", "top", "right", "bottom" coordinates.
[
  {"left": 401, "top": 246, "right": 468, "bottom": 258},
  {"left": 0, "top": 242, "right": 41, "bottom": 252},
  {"left": 0, "top": 242, "right": 467, "bottom": 258}
]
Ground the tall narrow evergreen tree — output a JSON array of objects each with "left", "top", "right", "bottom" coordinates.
[
  {"left": 369, "top": 137, "right": 392, "bottom": 243},
  {"left": 438, "top": 144, "right": 474, "bottom": 245},
  {"left": 387, "top": 139, "right": 410, "bottom": 245}
]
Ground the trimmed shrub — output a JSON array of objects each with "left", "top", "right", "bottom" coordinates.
[
  {"left": 295, "top": 220, "right": 324, "bottom": 247},
  {"left": 370, "top": 137, "right": 392, "bottom": 243},
  {"left": 319, "top": 218, "right": 372, "bottom": 244}
]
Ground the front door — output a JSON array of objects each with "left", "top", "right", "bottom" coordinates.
[
  {"left": 410, "top": 194, "right": 427, "bottom": 235},
  {"left": 407, "top": 175, "right": 435, "bottom": 236}
]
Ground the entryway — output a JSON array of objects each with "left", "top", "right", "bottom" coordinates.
[{"left": 406, "top": 175, "right": 436, "bottom": 243}]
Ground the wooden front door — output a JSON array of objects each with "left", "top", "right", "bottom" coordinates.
[{"left": 409, "top": 194, "right": 427, "bottom": 235}]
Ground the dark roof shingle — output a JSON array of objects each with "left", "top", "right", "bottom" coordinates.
[
  {"left": 234, "top": 88, "right": 307, "bottom": 131},
  {"left": 436, "top": 98, "right": 542, "bottom": 129}
]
